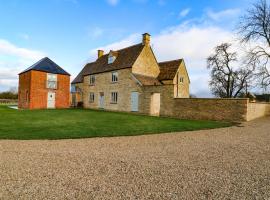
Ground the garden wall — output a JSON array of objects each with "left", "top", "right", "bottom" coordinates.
[
  {"left": 167, "top": 98, "right": 249, "bottom": 122},
  {"left": 247, "top": 102, "right": 270, "bottom": 121}
]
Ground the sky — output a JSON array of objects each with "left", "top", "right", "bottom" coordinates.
[{"left": 0, "top": 0, "right": 258, "bottom": 96}]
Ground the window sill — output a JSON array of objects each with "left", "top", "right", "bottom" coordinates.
[
  {"left": 89, "top": 84, "right": 95, "bottom": 86},
  {"left": 111, "top": 82, "right": 118, "bottom": 84},
  {"left": 110, "top": 102, "right": 118, "bottom": 104}
]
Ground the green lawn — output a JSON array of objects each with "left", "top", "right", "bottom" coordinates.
[{"left": 0, "top": 106, "right": 231, "bottom": 140}]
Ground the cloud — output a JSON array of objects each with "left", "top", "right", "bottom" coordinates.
[
  {"left": 206, "top": 8, "right": 240, "bottom": 21},
  {"left": 88, "top": 27, "right": 104, "bottom": 38},
  {"left": 0, "top": 39, "right": 46, "bottom": 91},
  {"left": 0, "top": 39, "right": 45, "bottom": 60},
  {"left": 89, "top": 34, "right": 140, "bottom": 59},
  {"left": 106, "top": 0, "right": 119, "bottom": 6},
  {"left": 179, "top": 8, "right": 190, "bottom": 18}
]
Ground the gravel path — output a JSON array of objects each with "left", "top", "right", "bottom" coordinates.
[{"left": 1, "top": 117, "right": 270, "bottom": 199}]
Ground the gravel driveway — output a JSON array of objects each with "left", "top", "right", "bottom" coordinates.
[{"left": 1, "top": 117, "right": 270, "bottom": 199}]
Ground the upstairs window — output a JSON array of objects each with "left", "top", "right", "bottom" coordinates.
[
  {"left": 111, "top": 72, "right": 118, "bottom": 83},
  {"left": 89, "top": 75, "right": 95, "bottom": 85},
  {"left": 111, "top": 92, "right": 118, "bottom": 104},
  {"left": 89, "top": 92, "right": 95, "bottom": 103},
  {"left": 108, "top": 55, "right": 116, "bottom": 64},
  {"left": 47, "top": 73, "right": 57, "bottom": 89},
  {"left": 179, "top": 77, "right": 184, "bottom": 83}
]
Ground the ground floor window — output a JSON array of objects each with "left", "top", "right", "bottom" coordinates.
[
  {"left": 111, "top": 92, "right": 118, "bottom": 104},
  {"left": 89, "top": 92, "right": 95, "bottom": 103}
]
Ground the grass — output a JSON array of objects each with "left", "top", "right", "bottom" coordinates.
[{"left": 0, "top": 106, "right": 231, "bottom": 140}]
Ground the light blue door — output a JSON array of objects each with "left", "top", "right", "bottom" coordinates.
[{"left": 131, "top": 92, "right": 139, "bottom": 112}]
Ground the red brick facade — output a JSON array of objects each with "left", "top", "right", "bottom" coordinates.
[{"left": 18, "top": 70, "right": 70, "bottom": 109}]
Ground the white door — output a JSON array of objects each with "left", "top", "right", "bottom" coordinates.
[
  {"left": 47, "top": 92, "right": 55, "bottom": 109},
  {"left": 150, "top": 93, "right": 160, "bottom": 116},
  {"left": 99, "top": 92, "right": 104, "bottom": 109},
  {"left": 131, "top": 92, "right": 139, "bottom": 112}
]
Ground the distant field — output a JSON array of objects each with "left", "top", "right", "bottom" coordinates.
[{"left": 0, "top": 106, "right": 231, "bottom": 140}]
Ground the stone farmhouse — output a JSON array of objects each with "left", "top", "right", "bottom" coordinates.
[
  {"left": 18, "top": 57, "right": 70, "bottom": 109},
  {"left": 71, "top": 33, "right": 190, "bottom": 116}
]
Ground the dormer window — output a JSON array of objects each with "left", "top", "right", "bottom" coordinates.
[
  {"left": 108, "top": 55, "right": 116, "bottom": 64},
  {"left": 108, "top": 50, "right": 118, "bottom": 64}
]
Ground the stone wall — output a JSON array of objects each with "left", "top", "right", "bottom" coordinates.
[
  {"left": 247, "top": 102, "right": 270, "bottom": 121},
  {"left": 170, "top": 98, "right": 249, "bottom": 122},
  {"left": 173, "top": 61, "right": 190, "bottom": 98},
  {"left": 83, "top": 68, "right": 142, "bottom": 112},
  {"left": 132, "top": 46, "right": 160, "bottom": 77}
]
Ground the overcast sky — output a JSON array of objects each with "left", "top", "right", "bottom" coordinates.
[{"left": 0, "top": 0, "right": 258, "bottom": 96}]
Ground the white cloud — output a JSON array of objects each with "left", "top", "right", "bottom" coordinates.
[
  {"left": 88, "top": 27, "right": 104, "bottom": 38},
  {"left": 106, "top": 0, "right": 119, "bottom": 6},
  {"left": 89, "top": 34, "right": 140, "bottom": 59},
  {"left": 206, "top": 8, "right": 240, "bottom": 21},
  {"left": 0, "top": 39, "right": 46, "bottom": 91},
  {"left": 179, "top": 8, "right": 190, "bottom": 18},
  {"left": 0, "top": 39, "right": 45, "bottom": 60}
]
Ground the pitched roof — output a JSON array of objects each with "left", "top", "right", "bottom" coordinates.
[
  {"left": 19, "top": 57, "right": 70, "bottom": 76},
  {"left": 157, "top": 59, "right": 183, "bottom": 81},
  {"left": 132, "top": 74, "right": 162, "bottom": 86},
  {"left": 72, "top": 44, "right": 144, "bottom": 84}
]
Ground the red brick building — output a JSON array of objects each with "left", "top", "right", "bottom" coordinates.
[{"left": 18, "top": 57, "right": 70, "bottom": 109}]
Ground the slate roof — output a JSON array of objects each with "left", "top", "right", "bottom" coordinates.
[
  {"left": 72, "top": 44, "right": 144, "bottom": 84},
  {"left": 157, "top": 59, "right": 183, "bottom": 81},
  {"left": 132, "top": 74, "right": 162, "bottom": 86},
  {"left": 19, "top": 57, "right": 70, "bottom": 76}
]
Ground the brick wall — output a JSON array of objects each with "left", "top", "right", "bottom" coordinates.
[
  {"left": 18, "top": 70, "right": 70, "bottom": 109},
  {"left": 18, "top": 71, "right": 31, "bottom": 109}
]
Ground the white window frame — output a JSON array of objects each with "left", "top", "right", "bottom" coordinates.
[
  {"left": 111, "top": 72, "right": 118, "bottom": 83},
  {"left": 89, "top": 75, "right": 95, "bottom": 85},
  {"left": 179, "top": 77, "right": 184, "bottom": 83},
  {"left": 108, "top": 55, "right": 116, "bottom": 64},
  {"left": 47, "top": 73, "right": 57, "bottom": 89},
  {"left": 89, "top": 92, "right": 95, "bottom": 103},
  {"left": 111, "top": 92, "right": 118, "bottom": 104}
]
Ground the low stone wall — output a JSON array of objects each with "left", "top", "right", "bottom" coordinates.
[
  {"left": 167, "top": 98, "right": 249, "bottom": 122},
  {"left": 247, "top": 102, "right": 270, "bottom": 121}
]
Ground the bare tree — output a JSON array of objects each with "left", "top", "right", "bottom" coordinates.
[
  {"left": 207, "top": 43, "right": 254, "bottom": 98},
  {"left": 238, "top": 0, "right": 270, "bottom": 89}
]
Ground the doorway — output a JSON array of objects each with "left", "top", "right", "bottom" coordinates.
[
  {"left": 47, "top": 92, "right": 55, "bottom": 109},
  {"left": 150, "top": 93, "right": 160, "bottom": 116},
  {"left": 131, "top": 92, "right": 139, "bottom": 112},
  {"left": 99, "top": 92, "right": 105, "bottom": 109}
]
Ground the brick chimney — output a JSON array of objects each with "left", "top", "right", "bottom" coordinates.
[
  {"left": 142, "top": 33, "right": 150, "bottom": 46},
  {"left": 98, "top": 50, "right": 104, "bottom": 58}
]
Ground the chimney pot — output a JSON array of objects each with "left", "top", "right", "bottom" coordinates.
[
  {"left": 98, "top": 50, "right": 104, "bottom": 58},
  {"left": 142, "top": 33, "right": 151, "bottom": 46}
]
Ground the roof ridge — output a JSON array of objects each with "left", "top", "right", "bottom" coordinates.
[
  {"left": 158, "top": 58, "right": 183, "bottom": 64},
  {"left": 97, "top": 43, "right": 142, "bottom": 58}
]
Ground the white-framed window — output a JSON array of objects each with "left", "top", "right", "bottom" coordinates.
[
  {"left": 112, "top": 72, "right": 118, "bottom": 83},
  {"left": 179, "top": 77, "right": 184, "bottom": 83},
  {"left": 47, "top": 73, "right": 57, "bottom": 89},
  {"left": 108, "top": 55, "right": 116, "bottom": 64},
  {"left": 89, "top": 75, "right": 95, "bottom": 85},
  {"left": 89, "top": 92, "right": 95, "bottom": 103},
  {"left": 111, "top": 92, "right": 118, "bottom": 104}
]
